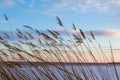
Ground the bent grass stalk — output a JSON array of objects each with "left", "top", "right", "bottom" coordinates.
[{"left": 0, "top": 15, "right": 119, "bottom": 80}]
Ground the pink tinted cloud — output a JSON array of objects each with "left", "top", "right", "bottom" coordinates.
[
  {"left": 56, "top": 28, "right": 120, "bottom": 37},
  {"left": 104, "top": 29, "right": 120, "bottom": 37}
]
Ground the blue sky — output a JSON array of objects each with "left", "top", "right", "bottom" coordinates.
[{"left": 0, "top": 0, "right": 120, "bottom": 48}]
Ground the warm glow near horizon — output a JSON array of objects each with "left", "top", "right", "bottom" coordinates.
[{"left": 1, "top": 48, "right": 120, "bottom": 63}]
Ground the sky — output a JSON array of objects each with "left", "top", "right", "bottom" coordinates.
[{"left": 0, "top": 0, "right": 120, "bottom": 50}]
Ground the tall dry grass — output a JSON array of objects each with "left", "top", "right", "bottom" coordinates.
[{"left": 0, "top": 15, "right": 119, "bottom": 80}]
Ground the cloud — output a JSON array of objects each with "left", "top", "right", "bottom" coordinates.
[
  {"left": 0, "top": 28, "right": 120, "bottom": 42},
  {"left": 0, "top": 0, "right": 120, "bottom": 14},
  {"left": 56, "top": 28, "right": 120, "bottom": 37},
  {"left": 45, "top": 0, "right": 120, "bottom": 14},
  {"left": 92, "top": 29, "right": 120, "bottom": 37},
  {"left": 0, "top": 0, "right": 36, "bottom": 8},
  {"left": 0, "top": 0, "right": 15, "bottom": 8},
  {"left": 103, "top": 29, "right": 120, "bottom": 37}
]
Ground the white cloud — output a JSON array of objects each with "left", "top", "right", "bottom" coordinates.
[
  {"left": 45, "top": 0, "right": 120, "bottom": 13},
  {"left": 0, "top": 0, "right": 15, "bottom": 8},
  {"left": 0, "top": 0, "right": 120, "bottom": 14}
]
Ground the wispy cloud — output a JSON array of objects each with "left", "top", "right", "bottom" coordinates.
[
  {"left": 0, "top": 0, "right": 36, "bottom": 8},
  {"left": 1, "top": 0, "right": 120, "bottom": 14},
  {"left": 46, "top": 0, "right": 120, "bottom": 14},
  {"left": 56, "top": 28, "right": 120, "bottom": 37},
  {"left": 0, "top": 28, "right": 120, "bottom": 42},
  {"left": 103, "top": 29, "right": 120, "bottom": 37},
  {"left": 0, "top": 0, "right": 15, "bottom": 8},
  {"left": 90, "top": 29, "right": 120, "bottom": 37}
]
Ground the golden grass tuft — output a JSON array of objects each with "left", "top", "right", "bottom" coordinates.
[{"left": 0, "top": 14, "right": 119, "bottom": 80}]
